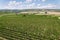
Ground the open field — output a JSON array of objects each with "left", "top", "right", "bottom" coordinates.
[
  {"left": 48, "top": 12, "right": 60, "bottom": 16},
  {"left": 0, "top": 13, "right": 60, "bottom": 40}
]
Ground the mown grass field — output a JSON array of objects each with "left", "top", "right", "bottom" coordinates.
[{"left": 0, "top": 14, "right": 60, "bottom": 40}]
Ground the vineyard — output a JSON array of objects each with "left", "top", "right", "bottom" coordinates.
[{"left": 0, "top": 14, "right": 60, "bottom": 40}]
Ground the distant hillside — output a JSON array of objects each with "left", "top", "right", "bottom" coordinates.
[{"left": 0, "top": 9, "right": 60, "bottom": 13}]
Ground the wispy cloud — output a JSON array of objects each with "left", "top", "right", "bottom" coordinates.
[
  {"left": 38, "top": 4, "right": 57, "bottom": 9},
  {"left": 41, "top": 0, "right": 47, "bottom": 2},
  {"left": 26, "top": 0, "right": 32, "bottom": 2},
  {"left": 0, "top": 0, "right": 60, "bottom": 9}
]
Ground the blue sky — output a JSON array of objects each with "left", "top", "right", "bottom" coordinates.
[{"left": 0, "top": 0, "right": 60, "bottom": 9}]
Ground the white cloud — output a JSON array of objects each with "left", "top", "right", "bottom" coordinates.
[
  {"left": 8, "top": 1, "right": 22, "bottom": 6},
  {"left": 41, "top": 0, "right": 46, "bottom": 2},
  {"left": 37, "top": 4, "right": 57, "bottom": 9},
  {"left": 4, "top": 1, "right": 58, "bottom": 9},
  {"left": 37, "top": 0, "right": 46, "bottom": 2},
  {"left": 26, "top": 0, "right": 32, "bottom": 2},
  {"left": 37, "top": 4, "right": 41, "bottom": 6},
  {"left": 26, "top": 3, "right": 36, "bottom": 8},
  {"left": 24, "top": 0, "right": 33, "bottom": 3},
  {"left": 5, "top": 0, "right": 36, "bottom": 9},
  {"left": 5, "top": 1, "right": 22, "bottom": 9},
  {"left": 34, "top": 0, "right": 37, "bottom": 1}
]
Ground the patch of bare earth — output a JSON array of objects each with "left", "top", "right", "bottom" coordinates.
[{"left": 48, "top": 12, "right": 60, "bottom": 16}]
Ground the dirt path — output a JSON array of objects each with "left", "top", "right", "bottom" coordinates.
[
  {"left": 35, "top": 11, "right": 60, "bottom": 16},
  {"left": 48, "top": 11, "right": 60, "bottom": 16}
]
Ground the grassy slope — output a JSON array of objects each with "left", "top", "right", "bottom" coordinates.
[{"left": 0, "top": 14, "right": 60, "bottom": 40}]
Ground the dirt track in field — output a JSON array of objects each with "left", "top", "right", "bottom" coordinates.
[
  {"left": 48, "top": 12, "right": 60, "bottom": 15},
  {"left": 36, "top": 11, "right": 60, "bottom": 16}
]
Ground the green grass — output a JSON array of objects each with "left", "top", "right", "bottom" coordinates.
[{"left": 0, "top": 14, "right": 60, "bottom": 40}]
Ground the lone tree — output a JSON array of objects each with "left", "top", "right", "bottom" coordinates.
[
  {"left": 45, "top": 11, "right": 47, "bottom": 14},
  {"left": 23, "top": 14, "right": 26, "bottom": 17}
]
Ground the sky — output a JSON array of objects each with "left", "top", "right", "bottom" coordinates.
[{"left": 0, "top": 0, "right": 60, "bottom": 9}]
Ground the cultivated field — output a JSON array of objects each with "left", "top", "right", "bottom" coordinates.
[
  {"left": 35, "top": 11, "right": 60, "bottom": 16},
  {"left": 0, "top": 12, "right": 60, "bottom": 40}
]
